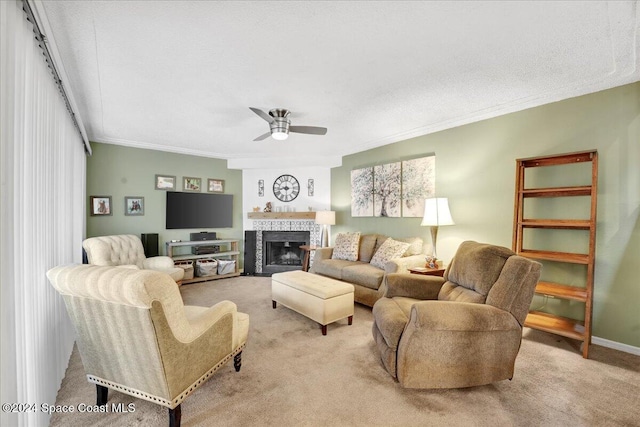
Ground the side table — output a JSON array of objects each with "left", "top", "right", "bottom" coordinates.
[
  {"left": 408, "top": 266, "right": 445, "bottom": 277},
  {"left": 299, "top": 245, "right": 318, "bottom": 272}
]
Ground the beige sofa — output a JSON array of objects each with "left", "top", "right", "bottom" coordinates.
[{"left": 310, "top": 233, "right": 425, "bottom": 307}]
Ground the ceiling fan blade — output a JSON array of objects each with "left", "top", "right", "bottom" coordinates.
[
  {"left": 249, "top": 107, "right": 274, "bottom": 123},
  {"left": 289, "top": 126, "right": 327, "bottom": 135},
  {"left": 253, "top": 132, "right": 272, "bottom": 141}
]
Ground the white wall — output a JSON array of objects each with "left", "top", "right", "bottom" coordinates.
[{"left": 242, "top": 167, "right": 332, "bottom": 231}]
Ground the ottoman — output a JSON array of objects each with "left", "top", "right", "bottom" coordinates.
[{"left": 272, "top": 270, "right": 354, "bottom": 335}]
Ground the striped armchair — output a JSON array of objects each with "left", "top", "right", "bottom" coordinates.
[{"left": 47, "top": 264, "right": 249, "bottom": 426}]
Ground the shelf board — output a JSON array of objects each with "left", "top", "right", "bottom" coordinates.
[
  {"left": 534, "top": 281, "right": 588, "bottom": 302},
  {"left": 172, "top": 251, "right": 240, "bottom": 261},
  {"left": 519, "top": 219, "right": 592, "bottom": 229},
  {"left": 525, "top": 311, "right": 585, "bottom": 341},
  {"left": 247, "top": 212, "right": 316, "bottom": 220},
  {"left": 519, "top": 150, "right": 595, "bottom": 167},
  {"left": 166, "top": 239, "right": 237, "bottom": 247},
  {"left": 518, "top": 249, "right": 589, "bottom": 264},
  {"left": 179, "top": 271, "right": 240, "bottom": 285},
  {"left": 521, "top": 186, "right": 592, "bottom": 198}
]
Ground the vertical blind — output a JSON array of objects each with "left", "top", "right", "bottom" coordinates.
[{"left": 1, "top": 1, "right": 86, "bottom": 425}]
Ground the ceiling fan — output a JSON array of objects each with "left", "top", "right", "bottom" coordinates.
[{"left": 250, "top": 107, "right": 327, "bottom": 141}]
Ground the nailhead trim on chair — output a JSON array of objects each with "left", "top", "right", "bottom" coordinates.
[{"left": 88, "top": 343, "right": 247, "bottom": 410}]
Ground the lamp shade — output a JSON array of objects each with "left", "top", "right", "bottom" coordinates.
[
  {"left": 315, "top": 210, "right": 336, "bottom": 225},
  {"left": 421, "top": 198, "right": 454, "bottom": 226}
]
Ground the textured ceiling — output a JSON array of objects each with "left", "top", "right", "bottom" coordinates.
[{"left": 39, "top": 1, "right": 639, "bottom": 168}]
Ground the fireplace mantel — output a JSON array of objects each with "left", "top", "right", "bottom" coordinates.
[{"left": 247, "top": 212, "right": 316, "bottom": 220}]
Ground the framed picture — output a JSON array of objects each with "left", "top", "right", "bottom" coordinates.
[
  {"left": 208, "top": 178, "right": 225, "bottom": 193},
  {"left": 402, "top": 156, "right": 435, "bottom": 217},
  {"left": 90, "top": 196, "right": 112, "bottom": 216},
  {"left": 374, "top": 162, "right": 401, "bottom": 217},
  {"left": 351, "top": 167, "right": 374, "bottom": 217},
  {"left": 258, "top": 179, "right": 264, "bottom": 197},
  {"left": 124, "top": 196, "right": 144, "bottom": 216},
  {"left": 155, "top": 174, "right": 176, "bottom": 190},
  {"left": 183, "top": 177, "right": 201, "bottom": 192},
  {"left": 308, "top": 179, "right": 314, "bottom": 196}
]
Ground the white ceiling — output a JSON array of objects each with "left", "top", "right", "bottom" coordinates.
[{"left": 39, "top": 1, "right": 639, "bottom": 169}]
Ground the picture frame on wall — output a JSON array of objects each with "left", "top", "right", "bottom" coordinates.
[
  {"left": 155, "top": 174, "right": 176, "bottom": 190},
  {"left": 90, "top": 196, "right": 112, "bottom": 216},
  {"left": 124, "top": 196, "right": 144, "bottom": 216},
  {"left": 373, "top": 162, "right": 401, "bottom": 217},
  {"left": 351, "top": 167, "right": 374, "bottom": 217},
  {"left": 208, "top": 178, "right": 225, "bottom": 193},
  {"left": 308, "top": 179, "right": 314, "bottom": 196},
  {"left": 401, "top": 156, "right": 435, "bottom": 217},
  {"left": 258, "top": 179, "right": 264, "bottom": 197},
  {"left": 183, "top": 177, "right": 201, "bottom": 192}
]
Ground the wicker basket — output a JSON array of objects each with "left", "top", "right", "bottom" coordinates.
[
  {"left": 217, "top": 260, "right": 236, "bottom": 275},
  {"left": 195, "top": 259, "right": 218, "bottom": 277}
]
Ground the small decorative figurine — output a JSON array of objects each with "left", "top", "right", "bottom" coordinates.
[
  {"left": 264, "top": 202, "right": 272, "bottom": 212},
  {"left": 253, "top": 206, "right": 261, "bottom": 212},
  {"left": 425, "top": 255, "right": 437, "bottom": 269}
]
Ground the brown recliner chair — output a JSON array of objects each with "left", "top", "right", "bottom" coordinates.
[
  {"left": 47, "top": 264, "right": 249, "bottom": 426},
  {"left": 372, "top": 241, "right": 541, "bottom": 389}
]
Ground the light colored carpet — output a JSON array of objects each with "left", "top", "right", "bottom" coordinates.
[{"left": 51, "top": 276, "right": 640, "bottom": 426}]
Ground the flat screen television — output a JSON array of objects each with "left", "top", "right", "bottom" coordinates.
[{"left": 166, "top": 191, "right": 233, "bottom": 229}]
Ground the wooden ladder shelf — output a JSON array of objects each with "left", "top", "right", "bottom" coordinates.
[{"left": 512, "top": 150, "right": 598, "bottom": 358}]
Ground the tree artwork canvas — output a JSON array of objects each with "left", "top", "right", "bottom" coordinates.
[
  {"left": 402, "top": 156, "right": 435, "bottom": 217},
  {"left": 351, "top": 167, "right": 373, "bottom": 217},
  {"left": 374, "top": 162, "right": 401, "bottom": 217}
]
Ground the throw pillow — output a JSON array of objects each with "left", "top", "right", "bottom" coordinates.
[
  {"left": 398, "top": 237, "right": 424, "bottom": 256},
  {"left": 331, "top": 232, "right": 361, "bottom": 261},
  {"left": 370, "top": 238, "right": 411, "bottom": 269}
]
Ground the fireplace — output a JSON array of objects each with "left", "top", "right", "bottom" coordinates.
[{"left": 262, "top": 231, "right": 310, "bottom": 275}]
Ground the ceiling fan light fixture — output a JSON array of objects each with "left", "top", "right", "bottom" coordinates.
[
  {"left": 272, "top": 131, "right": 289, "bottom": 140},
  {"left": 250, "top": 107, "right": 327, "bottom": 141}
]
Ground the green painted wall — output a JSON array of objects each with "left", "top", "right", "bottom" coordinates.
[
  {"left": 332, "top": 82, "right": 640, "bottom": 347},
  {"left": 86, "top": 143, "right": 244, "bottom": 267}
]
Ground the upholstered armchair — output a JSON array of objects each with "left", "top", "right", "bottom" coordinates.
[
  {"left": 372, "top": 241, "right": 541, "bottom": 389},
  {"left": 83, "top": 234, "right": 184, "bottom": 282},
  {"left": 47, "top": 264, "right": 249, "bottom": 427}
]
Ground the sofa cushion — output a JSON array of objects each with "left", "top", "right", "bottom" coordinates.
[
  {"left": 312, "top": 259, "right": 360, "bottom": 280},
  {"left": 398, "top": 237, "right": 423, "bottom": 257},
  {"left": 332, "top": 232, "right": 361, "bottom": 261},
  {"left": 358, "top": 234, "right": 378, "bottom": 263},
  {"left": 373, "top": 235, "right": 389, "bottom": 255},
  {"left": 342, "top": 263, "right": 386, "bottom": 290},
  {"left": 370, "top": 238, "right": 411, "bottom": 269},
  {"left": 438, "top": 281, "right": 486, "bottom": 304}
]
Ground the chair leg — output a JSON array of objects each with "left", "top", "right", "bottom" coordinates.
[
  {"left": 96, "top": 384, "right": 108, "bottom": 406},
  {"left": 234, "top": 351, "right": 242, "bottom": 372},
  {"left": 169, "top": 405, "right": 181, "bottom": 427}
]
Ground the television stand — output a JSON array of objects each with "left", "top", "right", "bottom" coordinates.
[{"left": 166, "top": 239, "right": 240, "bottom": 284}]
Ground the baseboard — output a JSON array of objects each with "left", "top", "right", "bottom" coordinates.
[{"left": 592, "top": 336, "right": 640, "bottom": 356}]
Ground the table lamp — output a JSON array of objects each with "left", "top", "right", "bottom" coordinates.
[
  {"left": 421, "top": 198, "right": 454, "bottom": 260},
  {"left": 315, "top": 211, "right": 336, "bottom": 247}
]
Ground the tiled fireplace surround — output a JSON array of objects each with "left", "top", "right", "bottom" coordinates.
[{"left": 251, "top": 219, "right": 323, "bottom": 274}]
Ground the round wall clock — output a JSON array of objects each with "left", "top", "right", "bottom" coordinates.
[{"left": 273, "top": 174, "right": 300, "bottom": 202}]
